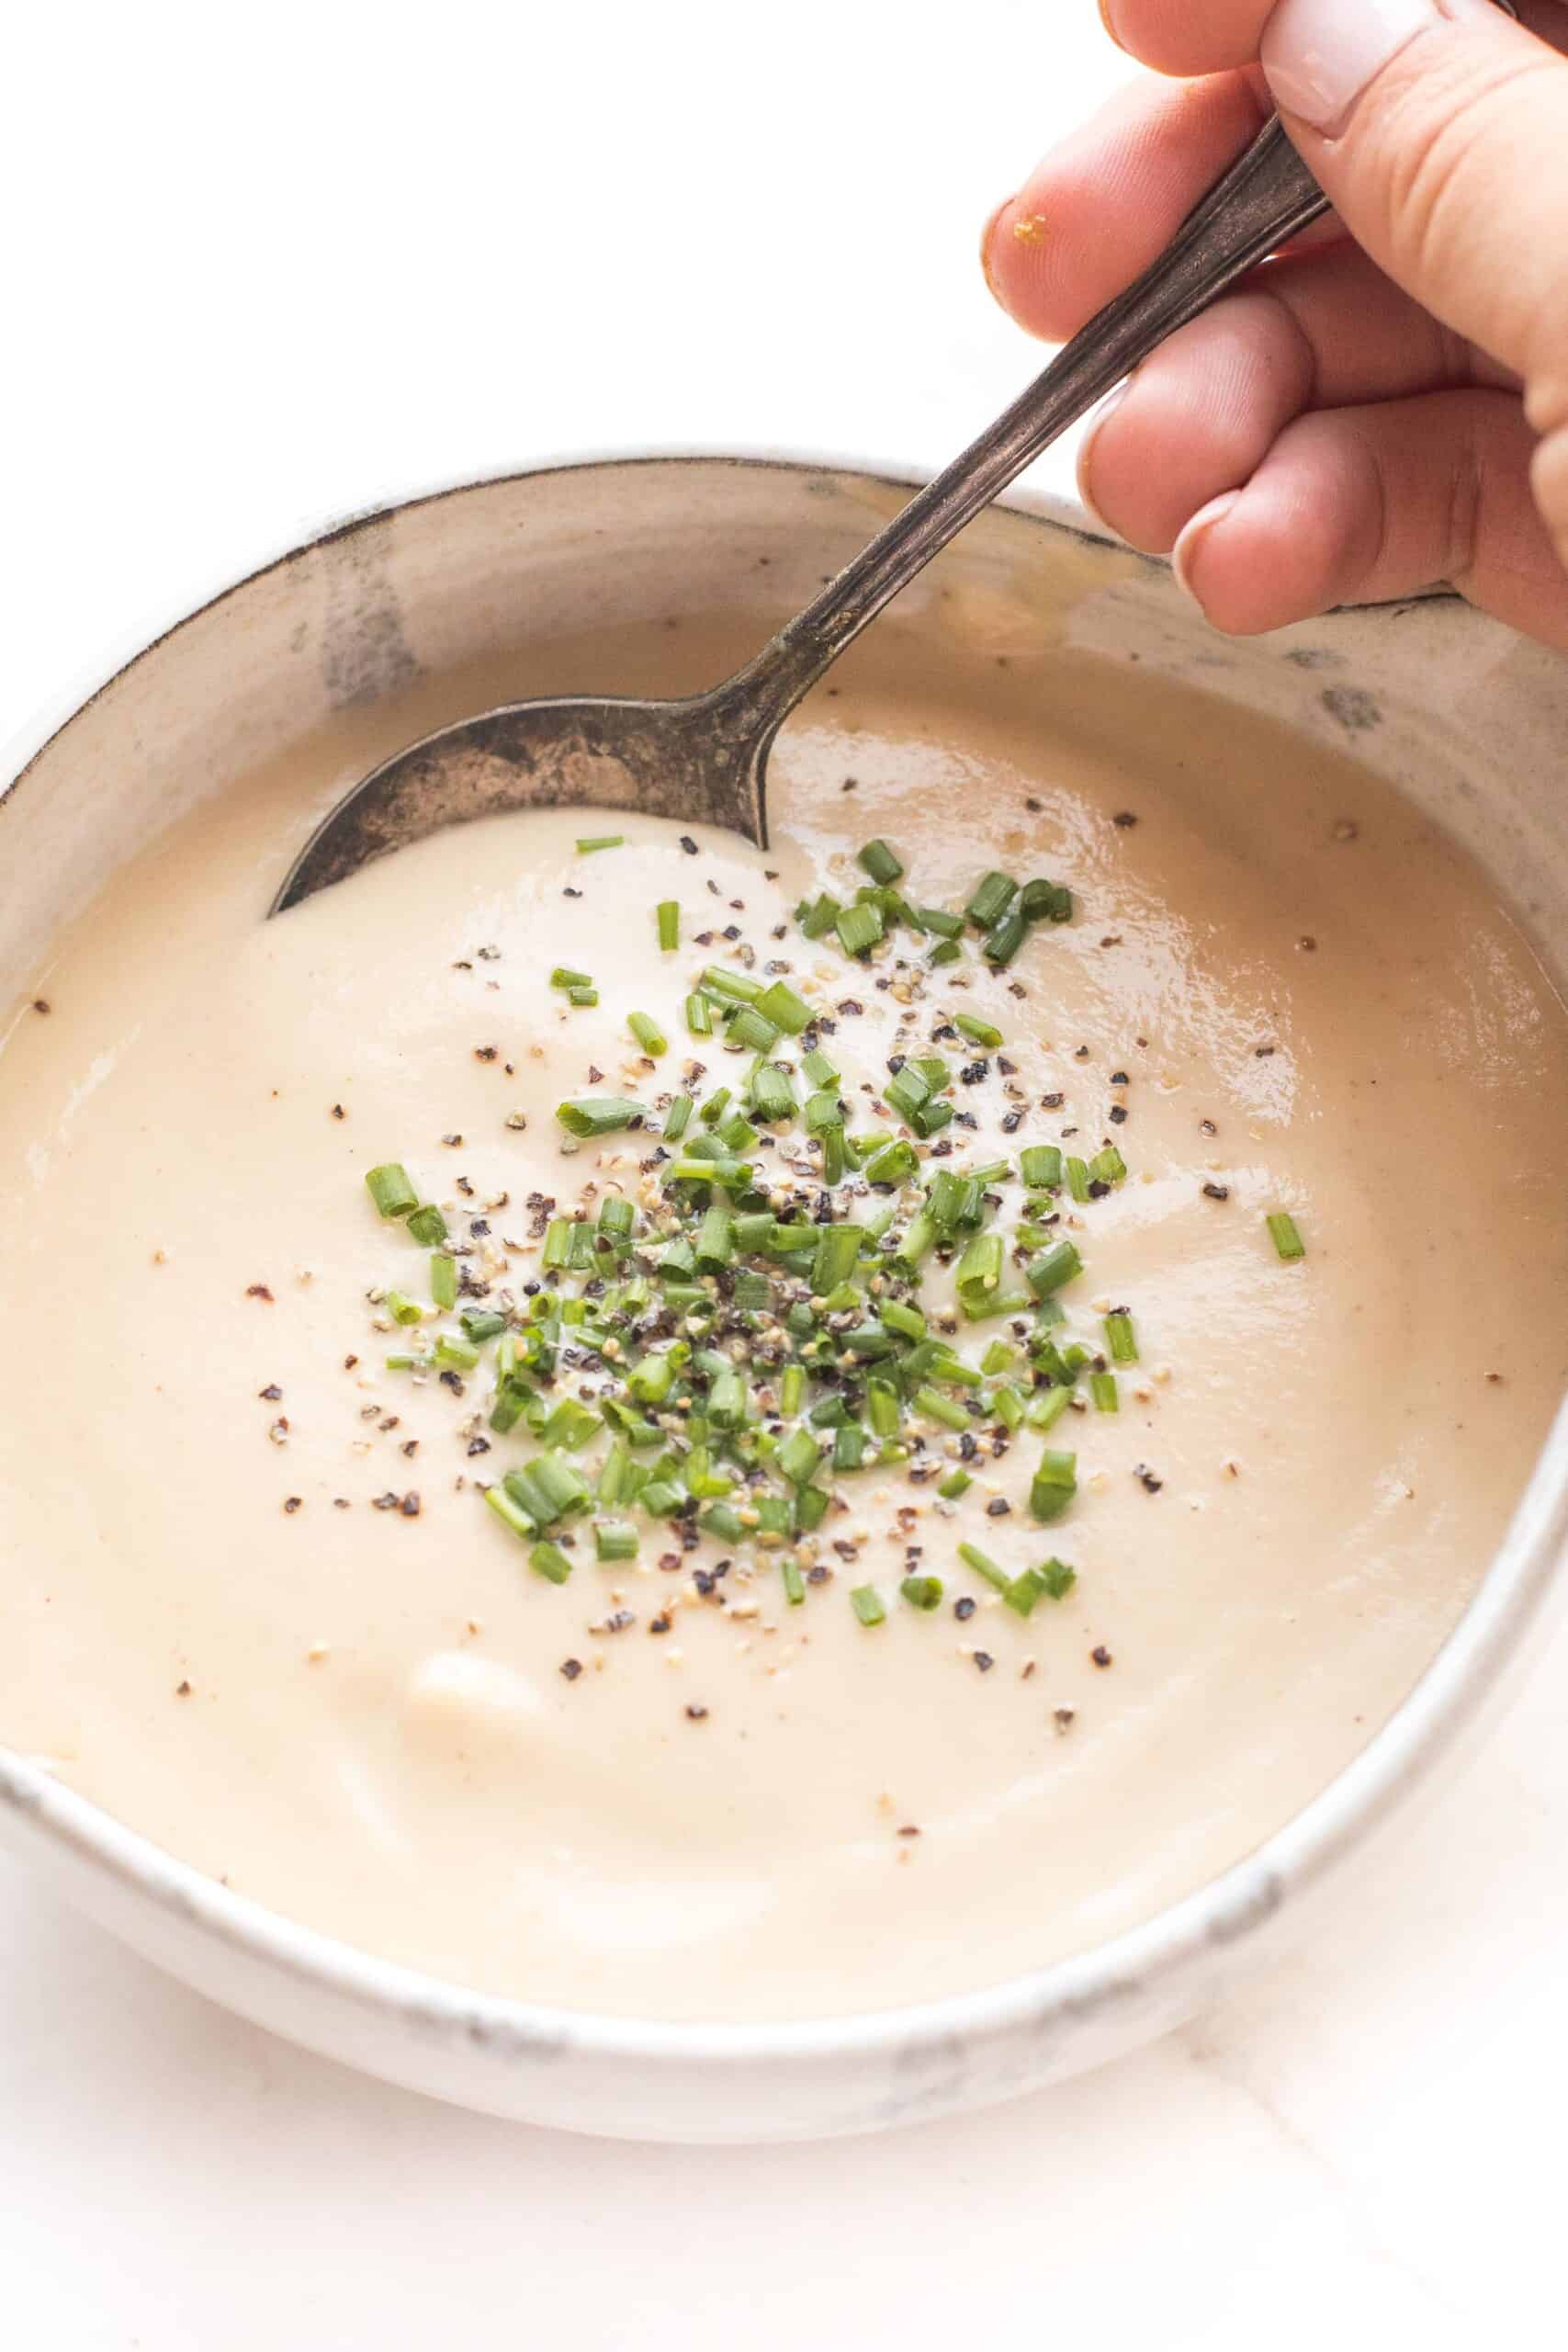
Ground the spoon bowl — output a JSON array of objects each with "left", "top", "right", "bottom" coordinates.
[{"left": 273, "top": 684, "right": 772, "bottom": 912}]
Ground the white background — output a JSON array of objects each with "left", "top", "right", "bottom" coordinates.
[{"left": 4, "top": 5, "right": 1566, "bottom": 2346}]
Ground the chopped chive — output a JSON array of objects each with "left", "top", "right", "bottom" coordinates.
[
  {"left": 701, "top": 965, "right": 765, "bottom": 1005},
  {"left": 550, "top": 967, "right": 592, "bottom": 990},
  {"left": 706, "top": 1366, "right": 747, "bottom": 1428},
  {"left": 795, "top": 1487, "right": 830, "bottom": 1533},
  {"left": 881, "top": 1299, "right": 926, "bottom": 1342},
  {"left": 384, "top": 1351, "right": 428, "bottom": 1372},
  {"left": 1020, "top": 877, "right": 1074, "bottom": 925},
  {"left": 1089, "top": 1371, "right": 1119, "bottom": 1412},
  {"left": 1104, "top": 1311, "right": 1138, "bottom": 1363},
  {"left": 1004, "top": 1566, "right": 1050, "bottom": 1618},
  {"left": 953, "top": 1013, "right": 1003, "bottom": 1050},
  {"left": 694, "top": 1206, "right": 735, "bottom": 1270},
  {"left": 663, "top": 1094, "right": 694, "bottom": 1142},
  {"left": 1030, "top": 1448, "right": 1077, "bottom": 1525},
  {"left": 529, "top": 1539, "right": 574, "bottom": 1584},
  {"left": 919, "top": 907, "right": 964, "bottom": 940},
  {"left": 656, "top": 899, "right": 681, "bottom": 952},
  {"left": 965, "top": 872, "right": 1017, "bottom": 930},
  {"left": 866, "top": 1379, "right": 901, "bottom": 1439},
  {"left": 685, "top": 993, "right": 714, "bottom": 1037},
  {"left": 802, "top": 1047, "right": 839, "bottom": 1088},
  {"left": 406, "top": 1202, "right": 447, "bottom": 1246},
  {"left": 780, "top": 1363, "right": 806, "bottom": 1417},
  {"left": 1090, "top": 1146, "right": 1127, "bottom": 1186},
  {"left": 530, "top": 1454, "right": 592, "bottom": 1520},
  {"left": 628, "top": 1012, "right": 668, "bottom": 1057},
  {"left": 857, "top": 838, "right": 905, "bottom": 885},
  {"left": 756, "top": 980, "right": 812, "bottom": 1035},
  {"left": 937, "top": 1468, "right": 973, "bottom": 1500},
  {"left": 811, "top": 1224, "right": 863, "bottom": 1293},
  {"left": 1026, "top": 1385, "right": 1074, "bottom": 1433},
  {"left": 556, "top": 1098, "right": 643, "bottom": 1138},
  {"left": 781, "top": 1557, "right": 807, "bottom": 1606},
  {"left": 901, "top": 1574, "right": 943, "bottom": 1611},
  {"left": 366, "top": 1163, "right": 419, "bottom": 1220},
  {"left": 434, "top": 1333, "right": 480, "bottom": 1371},
  {"left": 991, "top": 1384, "right": 1026, "bottom": 1431},
  {"left": 850, "top": 1585, "right": 886, "bottom": 1627},
  {"left": 576, "top": 834, "right": 625, "bottom": 854},
  {"left": 699, "top": 1088, "right": 732, "bottom": 1129},
  {"left": 863, "top": 1138, "right": 918, "bottom": 1188},
  {"left": 593, "top": 1520, "right": 639, "bottom": 1563},
  {"left": 797, "top": 891, "right": 842, "bottom": 940},
  {"left": 1039, "top": 1556, "right": 1077, "bottom": 1599},
  {"left": 835, "top": 902, "right": 884, "bottom": 958},
  {"left": 958, "top": 1542, "right": 1011, "bottom": 1594},
  {"left": 485, "top": 1485, "right": 535, "bottom": 1541},
  {"left": 1019, "top": 1146, "right": 1063, "bottom": 1191},
  {"left": 983, "top": 907, "right": 1029, "bottom": 968},
  {"left": 1066, "top": 1157, "right": 1091, "bottom": 1204},
  {"left": 777, "top": 1426, "right": 821, "bottom": 1487},
  {"left": 430, "top": 1252, "right": 457, "bottom": 1310},
  {"left": 1026, "top": 1239, "right": 1083, "bottom": 1297},
  {"left": 667, "top": 1161, "right": 751, "bottom": 1194},
  {"left": 462, "top": 1308, "right": 513, "bottom": 1344},
  {"left": 750, "top": 1063, "right": 796, "bottom": 1124},
  {"left": 1268, "top": 1211, "right": 1306, "bottom": 1261},
  {"left": 728, "top": 1006, "right": 782, "bottom": 1054},
  {"left": 383, "top": 1290, "right": 423, "bottom": 1327},
  {"left": 567, "top": 985, "right": 599, "bottom": 1007},
  {"left": 955, "top": 1231, "right": 1003, "bottom": 1317},
  {"left": 915, "top": 1385, "right": 971, "bottom": 1433},
  {"left": 539, "top": 1396, "right": 601, "bottom": 1449},
  {"left": 832, "top": 1422, "right": 868, "bottom": 1473}
]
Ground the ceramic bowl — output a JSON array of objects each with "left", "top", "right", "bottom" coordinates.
[{"left": 2, "top": 456, "right": 1564, "bottom": 2143}]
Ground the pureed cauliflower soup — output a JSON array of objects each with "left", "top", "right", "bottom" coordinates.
[{"left": 2, "top": 610, "right": 1565, "bottom": 2024}]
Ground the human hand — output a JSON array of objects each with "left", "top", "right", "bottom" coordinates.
[{"left": 982, "top": 1, "right": 1568, "bottom": 646}]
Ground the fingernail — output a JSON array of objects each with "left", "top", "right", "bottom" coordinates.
[
  {"left": 1172, "top": 492, "right": 1240, "bottom": 607},
  {"left": 1097, "top": 0, "right": 1126, "bottom": 51},
  {"left": 1076, "top": 383, "right": 1132, "bottom": 532},
  {"left": 1262, "top": 0, "right": 1442, "bottom": 133}
]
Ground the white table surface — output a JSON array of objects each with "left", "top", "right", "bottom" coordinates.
[{"left": 5, "top": 5, "right": 1564, "bottom": 2343}]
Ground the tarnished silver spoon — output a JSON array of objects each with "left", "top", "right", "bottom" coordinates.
[{"left": 272, "top": 118, "right": 1326, "bottom": 916}]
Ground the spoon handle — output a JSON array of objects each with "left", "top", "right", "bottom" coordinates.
[{"left": 716, "top": 116, "right": 1328, "bottom": 737}]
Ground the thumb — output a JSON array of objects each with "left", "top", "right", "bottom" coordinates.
[{"left": 1262, "top": 0, "right": 1568, "bottom": 403}]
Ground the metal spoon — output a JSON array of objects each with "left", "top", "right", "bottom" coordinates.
[{"left": 272, "top": 118, "right": 1326, "bottom": 916}]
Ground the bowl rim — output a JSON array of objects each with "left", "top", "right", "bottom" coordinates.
[{"left": 3, "top": 447, "right": 1562, "bottom": 2075}]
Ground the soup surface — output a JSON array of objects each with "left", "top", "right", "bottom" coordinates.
[{"left": 2, "top": 616, "right": 1564, "bottom": 2021}]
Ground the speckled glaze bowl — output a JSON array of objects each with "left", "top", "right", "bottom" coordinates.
[{"left": 2, "top": 457, "right": 1565, "bottom": 2143}]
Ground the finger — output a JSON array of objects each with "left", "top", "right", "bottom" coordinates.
[
  {"left": 1078, "top": 241, "right": 1515, "bottom": 551},
  {"left": 984, "top": 68, "right": 1280, "bottom": 344},
  {"left": 1100, "top": 0, "right": 1567, "bottom": 77},
  {"left": 1100, "top": 0, "right": 1280, "bottom": 75},
  {"left": 1169, "top": 389, "right": 1568, "bottom": 643},
  {"left": 1260, "top": 1, "right": 1568, "bottom": 397}
]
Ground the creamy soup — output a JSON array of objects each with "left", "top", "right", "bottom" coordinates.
[{"left": 2, "top": 616, "right": 1564, "bottom": 2022}]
